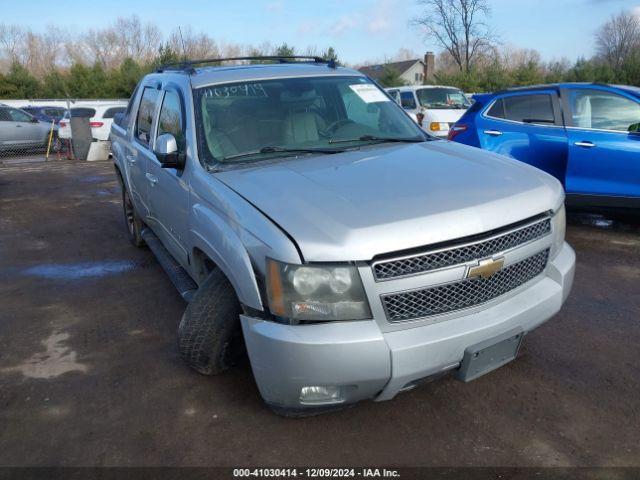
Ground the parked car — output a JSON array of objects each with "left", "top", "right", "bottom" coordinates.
[
  {"left": 111, "top": 57, "right": 575, "bottom": 416},
  {"left": 21, "top": 105, "right": 66, "bottom": 125},
  {"left": 449, "top": 83, "right": 640, "bottom": 208},
  {"left": 386, "top": 85, "right": 471, "bottom": 137},
  {"left": 59, "top": 103, "right": 127, "bottom": 141},
  {"left": 0, "top": 104, "right": 56, "bottom": 151}
]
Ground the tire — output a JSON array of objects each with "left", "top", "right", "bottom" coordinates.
[
  {"left": 178, "top": 269, "right": 244, "bottom": 375},
  {"left": 122, "top": 188, "right": 145, "bottom": 247}
]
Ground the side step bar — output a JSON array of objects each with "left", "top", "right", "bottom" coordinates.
[{"left": 141, "top": 228, "right": 198, "bottom": 302}]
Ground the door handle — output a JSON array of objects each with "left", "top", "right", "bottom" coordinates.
[
  {"left": 126, "top": 154, "right": 136, "bottom": 164},
  {"left": 483, "top": 130, "right": 503, "bottom": 136},
  {"left": 145, "top": 173, "right": 158, "bottom": 185},
  {"left": 574, "top": 141, "right": 596, "bottom": 148},
  {"left": 15, "top": 125, "right": 22, "bottom": 128}
]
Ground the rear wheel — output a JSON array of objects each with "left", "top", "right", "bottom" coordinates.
[
  {"left": 122, "top": 188, "right": 145, "bottom": 247},
  {"left": 178, "top": 269, "right": 244, "bottom": 375}
]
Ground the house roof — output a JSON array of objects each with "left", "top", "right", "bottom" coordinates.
[{"left": 358, "top": 59, "right": 423, "bottom": 80}]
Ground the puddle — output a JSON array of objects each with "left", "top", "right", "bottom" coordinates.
[
  {"left": 612, "top": 265, "right": 640, "bottom": 279},
  {"left": 570, "top": 213, "right": 613, "bottom": 229},
  {"left": 80, "top": 175, "right": 109, "bottom": 183},
  {"left": 568, "top": 212, "right": 640, "bottom": 233},
  {"left": 23, "top": 261, "right": 136, "bottom": 280},
  {"left": 2, "top": 331, "right": 88, "bottom": 379}
]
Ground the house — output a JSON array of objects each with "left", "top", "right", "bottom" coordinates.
[{"left": 358, "top": 52, "right": 435, "bottom": 86}]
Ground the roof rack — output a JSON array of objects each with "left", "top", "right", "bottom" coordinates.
[{"left": 156, "top": 56, "right": 337, "bottom": 74}]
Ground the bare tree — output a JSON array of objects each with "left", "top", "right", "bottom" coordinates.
[
  {"left": 0, "top": 23, "right": 24, "bottom": 70},
  {"left": 167, "top": 27, "right": 219, "bottom": 59},
  {"left": 81, "top": 16, "right": 162, "bottom": 69},
  {"left": 595, "top": 10, "right": 640, "bottom": 69},
  {"left": 413, "top": 0, "right": 495, "bottom": 72}
]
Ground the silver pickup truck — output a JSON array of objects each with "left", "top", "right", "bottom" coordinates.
[{"left": 110, "top": 57, "right": 575, "bottom": 416}]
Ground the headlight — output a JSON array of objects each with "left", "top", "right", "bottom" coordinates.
[
  {"left": 550, "top": 204, "right": 566, "bottom": 259},
  {"left": 266, "top": 259, "right": 372, "bottom": 322}
]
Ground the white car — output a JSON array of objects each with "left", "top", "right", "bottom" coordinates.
[
  {"left": 58, "top": 103, "right": 127, "bottom": 141},
  {"left": 386, "top": 85, "right": 471, "bottom": 138}
]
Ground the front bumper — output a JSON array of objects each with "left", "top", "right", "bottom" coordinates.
[{"left": 241, "top": 242, "right": 575, "bottom": 410}]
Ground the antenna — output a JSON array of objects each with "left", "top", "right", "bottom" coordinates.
[{"left": 178, "top": 26, "right": 187, "bottom": 59}]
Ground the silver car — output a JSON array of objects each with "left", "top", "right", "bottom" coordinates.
[
  {"left": 0, "top": 104, "right": 55, "bottom": 151},
  {"left": 110, "top": 57, "right": 575, "bottom": 416}
]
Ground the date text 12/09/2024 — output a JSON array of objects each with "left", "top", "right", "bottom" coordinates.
[{"left": 233, "top": 468, "right": 400, "bottom": 478}]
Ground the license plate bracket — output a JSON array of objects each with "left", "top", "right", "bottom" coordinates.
[{"left": 455, "top": 328, "right": 524, "bottom": 382}]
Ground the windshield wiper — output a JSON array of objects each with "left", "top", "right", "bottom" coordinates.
[
  {"left": 328, "top": 135, "right": 426, "bottom": 145},
  {"left": 219, "top": 145, "right": 345, "bottom": 162}
]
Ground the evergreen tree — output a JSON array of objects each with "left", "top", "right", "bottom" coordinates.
[
  {"left": 322, "top": 47, "right": 340, "bottom": 65},
  {"left": 377, "top": 66, "right": 410, "bottom": 88},
  {"left": 274, "top": 43, "right": 295, "bottom": 57},
  {"left": 0, "top": 62, "right": 41, "bottom": 98},
  {"left": 41, "top": 69, "right": 69, "bottom": 98}
]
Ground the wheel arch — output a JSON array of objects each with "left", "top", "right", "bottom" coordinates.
[
  {"left": 190, "top": 204, "right": 264, "bottom": 312},
  {"left": 114, "top": 163, "right": 124, "bottom": 188}
]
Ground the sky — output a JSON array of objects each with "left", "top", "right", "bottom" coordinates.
[{"left": 3, "top": 0, "right": 639, "bottom": 65}]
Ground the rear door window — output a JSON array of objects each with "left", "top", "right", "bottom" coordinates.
[
  {"left": 136, "top": 87, "right": 160, "bottom": 146},
  {"left": 9, "top": 109, "right": 33, "bottom": 123},
  {"left": 0, "top": 108, "right": 11, "bottom": 121},
  {"left": 486, "top": 99, "right": 505, "bottom": 118},
  {"left": 499, "top": 94, "right": 555, "bottom": 125}
]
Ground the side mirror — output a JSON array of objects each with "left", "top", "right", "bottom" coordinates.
[
  {"left": 154, "top": 133, "right": 185, "bottom": 169},
  {"left": 31, "top": 117, "right": 39, "bottom": 123}
]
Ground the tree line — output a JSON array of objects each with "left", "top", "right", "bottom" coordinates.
[
  {"left": 0, "top": 16, "right": 338, "bottom": 99},
  {"left": 1, "top": 6, "right": 639, "bottom": 98}
]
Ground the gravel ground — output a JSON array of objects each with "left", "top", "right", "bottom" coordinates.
[{"left": 0, "top": 159, "right": 639, "bottom": 468}]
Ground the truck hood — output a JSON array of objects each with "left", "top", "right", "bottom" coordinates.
[{"left": 215, "top": 141, "right": 563, "bottom": 262}]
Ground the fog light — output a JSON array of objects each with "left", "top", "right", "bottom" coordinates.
[
  {"left": 300, "top": 386, "right": 343, "bottom": 405},
  {"left": 429, "top": 122, "right": 448, "bottom": 132}
]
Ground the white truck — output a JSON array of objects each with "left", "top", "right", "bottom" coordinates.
[{"left": 386, "top": 85, "right": 471, "bottom": 137}]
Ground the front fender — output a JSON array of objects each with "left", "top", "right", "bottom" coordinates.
[{"left": 190, "top": 203, "right": 263, "bottom": 311}]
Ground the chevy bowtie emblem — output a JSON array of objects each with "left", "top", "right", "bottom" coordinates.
[{"left": 467, "top": 257, "right": 505, "bottom": 279}]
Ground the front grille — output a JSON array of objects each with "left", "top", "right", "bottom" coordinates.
[
  {"left": 381, "top": 249, "right": 549, "bottom": 322},
  {"left": 373, "top": 217, "right": 551, "bottom": 281}
]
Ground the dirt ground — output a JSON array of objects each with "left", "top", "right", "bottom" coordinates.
[{"left": 0, "top": 159, "right": 639, "bottom": 468}]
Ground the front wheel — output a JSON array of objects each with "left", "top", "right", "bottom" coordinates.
[{"left": 178, "top": 269, "right": 244, "bottom": 375}]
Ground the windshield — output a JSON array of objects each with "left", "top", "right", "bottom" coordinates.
[
  {"left": 195, "top": 76, "right": 426, "bottom": 164},
  {"left": 416, "top": 88, "right": 471, "bottom": 109}
]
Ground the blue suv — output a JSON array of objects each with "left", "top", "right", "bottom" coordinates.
[{"left": 449, "top": 83, "right": 640, "bottom": 208}]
